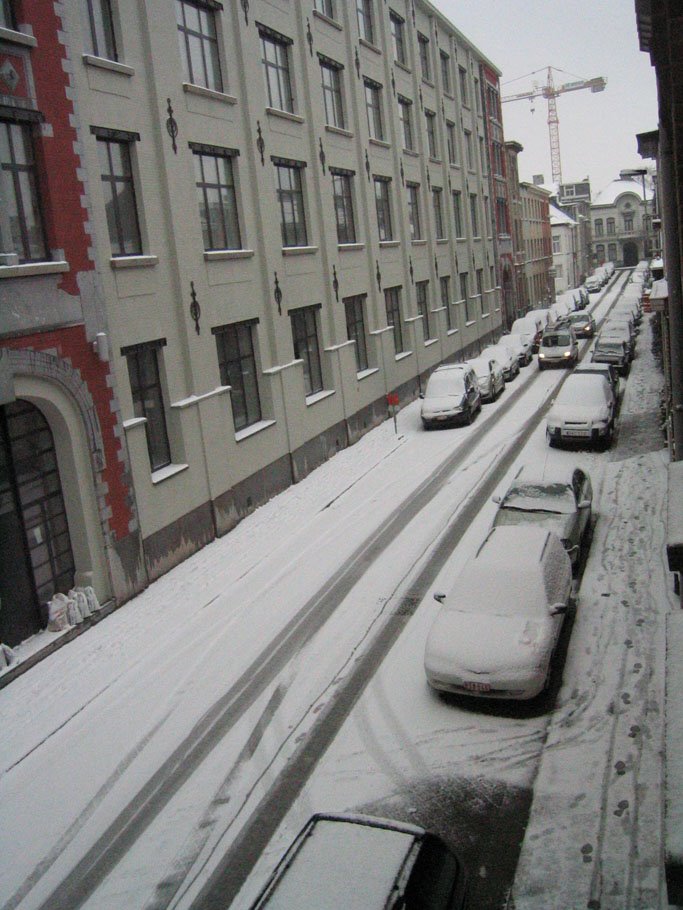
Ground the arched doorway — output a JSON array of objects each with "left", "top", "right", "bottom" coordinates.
[
  {"left": 0, "top": 399, "right": 75, "bottom": 645},
  {"left": 623, "top": 241, "right": 639, "bottom": 267}
]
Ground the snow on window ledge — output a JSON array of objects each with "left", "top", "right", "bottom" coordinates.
[
  {"left": 151, "top": 463, "right": 189, "bottom": 485},
  {"left": 305, "top": 389, "right": 336, "bottom": 407},
  {"left": 235, "top": 419, "right": 276, "bottom": 442}
]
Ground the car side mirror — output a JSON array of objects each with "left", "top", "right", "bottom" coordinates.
[
  {"left": 492, "top": 495, "right": 501, "bottom": 504},
  {"left": 549, "top": 603, "right": 568, "bottom": 616},
  {"left": 433, "top": 592, "right": 446, "bottom": 604}
]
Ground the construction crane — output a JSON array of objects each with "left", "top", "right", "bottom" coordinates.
[{"left": 502, "top": 67, "right": 607, "bottom": 185}]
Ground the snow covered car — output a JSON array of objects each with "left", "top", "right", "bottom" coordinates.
[
  {"left": 585, "top": 276, "right": 603, "bottom": 293},
  {"left": 492, "top": 467, "right": 593, "bottom": 570},
  {"left": 592, "top": 337, "right": 631, "bottom": 376},
  {"left": 424, "top": 526, "right": 572, "bottom": 700},
  {"left": 557, "top": 311, "right": 596, "bottom": 338},
  {"left": 466, "top": 356, "right": 505, "bottom": 402},
  {"left": 537, "top": 326, "right": 579, "bottom": 369},
  {"left": 574, "top": 361, "right": 620, "bottom": 402},
  {"left": 420, "top": 363, "right": 481, "bottom": 428},
  {"left": 546, "top": 372, "right": 617, "bottom": 449},
  {"left": 480, "top": 344, "right": 519, "bottom": 381},
  {"left": 498, "top": 332, "right": 533, "bottom": 367},
  {"left": 248, "top": 813, "right": 469, "bottom": 910}
]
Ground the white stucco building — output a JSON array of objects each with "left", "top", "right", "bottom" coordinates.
[
  {"left": 550, "top": 203, "right": 579, "bottom": 293},
  {"left": 591, "top": 174, "right": 653, "bottom": 267}
]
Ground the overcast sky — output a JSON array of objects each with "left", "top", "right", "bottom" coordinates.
[{"left": 430, "top": 0, "right": 658, "bottom": 196}]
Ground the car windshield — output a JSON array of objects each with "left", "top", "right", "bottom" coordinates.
[
  {"left": 596, "top": 340, "right": 624, "bottom": 352},
  {"left": 502, "top": 482, "right": 575, "bottom": 514},
  {"left": 556, "top": 378, "right": 606, "bottom": 405},
  {"left": 425, "top": 374, "right": 466, "bottom": 398},
  {"left": 543, "top": 334, "right": 571, "bottom": 347}
]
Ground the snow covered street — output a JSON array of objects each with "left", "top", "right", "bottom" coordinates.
[{"left": 0, "top": 270, "right": 673, "bottom": 910}]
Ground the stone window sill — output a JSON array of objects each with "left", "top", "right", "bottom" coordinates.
[
  {"left": 0, "top": 260, "right": 68, "bottom": 279},
  {"left": 110, "top": 255, "right": 158, "bottom": 269},
  {"left": 83, "top": 54, "right": 134, "bottom": 77}
]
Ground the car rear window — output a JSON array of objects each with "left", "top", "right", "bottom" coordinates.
[
  {"left": 425, "top": 373, "right": 466, "bottom": 398},
  {"left": 542, "top": 333, "right": 571, "bottom": 347}
]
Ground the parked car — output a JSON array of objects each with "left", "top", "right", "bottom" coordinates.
[
  {"left": 466, "top": 356, "right": 505, "bottom": 402},
  {"left": 510, "top": 316, "right": 543, "bottom": 352},
  {"left": 505, "top": 332, "right": 534, "bottom": 365},
  {"left": 248, "top": 813, "right": 469, "bottom": 910},
  {"left": 492, "top": 467, "right": 593, "bottom": 571},
  {"left": 420, "top": 364, "right": 482, "bottom": 429},
  {"left": 591, "top": 337, "right": 631, "bottom": 376},
  {"left": 546, "top": 372, "right": 617, "bottom": 449},
  {"left": 574, "top": 361, "right": 621, "bottom": 402},
  {"left": 600, "top": 321, "right": 635, "bottom": 358},
  {"left": 480, "top": 344, "right": 520, "bottom": 381},
  {"left": 557, "top": 311, "right": 596, "bottom": 338},
  {"left": 424, "top": 526, "right": 572, "bottom": 700},
  {"left": 498, "top": 333, "right": 532, "bottom": 367},
  {"left": 585, "top": 276, "right": 603, "bottom": 294},
  {"left": 537, "top": 326, "right": 579, "bottom": 369}
]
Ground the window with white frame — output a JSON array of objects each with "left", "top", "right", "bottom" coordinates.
[
  {"left": 344, "top": 294, "right": 369, "bottom": 372},
  {"left": 459, "top": 66, "right": 469, "bottom": 105},
  {"left": 390, "top": 10, "right": 407, "bottom": 66},
  {"left": 214, "top": 320, "right": 262, "bottom": 431},
  {"left": 123, "top": 340, "right": 172, "bottom": 472},
  {"left": 432, "top": 187, "right": 445, "bottom": 239},
  {"left": 594, "top": 218, "right": 604, "bottom": 236},
  {"left": 273, "top": 158, "right": 308, "bottom": 247},
  {"left": 290, "top": 306, "right": 323, "bottom": 396},
  {"left": 425, "top": 109, "right": 438, "bottom": 158},
  {"left": 356, "top": 0, "right": 374, "bottom": 44},
  {"left": 418, "top": 32, "right": 431, "bottom": 81},
  {"left": 314, "top": 0, "right": 334, "bottom": 17},
  {"left": 331, "top": 168, "right": 357, "bottom": 244},
  {"left": 364, "top": 78, "right": 384, "bottom": 141},
  {"left": 374, "top": 175, "right": 393, "bottom": 241},
  {"left": 176, "top": 0, "right": 223, "bottom": 92},
  {"left": 84, "top": 0, "right": 118, "bottom": 60},
  {"left": 452, "top": 190, "right": 463, "bottom": 237},
  {"left": 0, "top": 116, "right": 49, "bottom": 263},
  {"left": 260, "top": 24, "right": 294, "bottom": 113},
  {"left": 440, "top": 51, "right": 451, "bottom": 93},
  {"left": 92, "top": 127, "right": 143, "bottom": 257},
  {"left": 192, "top": 144, "right": 241, "bottom": 251},
  {"left": 398, "top": 95, "right": 414, "bottom": 150},
  {"left": 320, "top": 56, "right": 345, "bottom": 129},
  {"left": 552, "top": 234, "right": 561, "bottom": 254},
  {"left": 384, "top": 285, "right": 404, "bottom": 354},
  {"left": 446, "top": 121, "right": 456, "bottom": 164}
]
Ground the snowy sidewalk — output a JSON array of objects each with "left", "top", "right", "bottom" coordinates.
[{"left": 512, "top": 318, "right": 674, "bottom": 910}]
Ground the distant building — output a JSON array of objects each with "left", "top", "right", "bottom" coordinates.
[
  {"left": 520, "top": 182, "right": 554, "bottom": 309},
  {"left": 556, "top": 181, "right": 592, "bottom": 283},
  {"left": 591, "top": 175, "right": 653, "bottom": 267},
  {"left": 549, "top": 204, "right": 579, "bottom": 294}
]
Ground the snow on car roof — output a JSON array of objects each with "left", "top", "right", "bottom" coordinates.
[
  {"left": 503, "top": 481, "right": 575, "bottom": 514},
  {"left": 555, "top": 373, "right": 610, "bottom": 405}
]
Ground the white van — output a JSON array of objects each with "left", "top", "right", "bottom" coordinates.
[{"left": 249, "top": 813, "right": 469, "bottom": 909}]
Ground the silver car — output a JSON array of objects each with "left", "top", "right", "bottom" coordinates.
[{"left": 492, "top": 467, "right": 593, "bottom": 571}]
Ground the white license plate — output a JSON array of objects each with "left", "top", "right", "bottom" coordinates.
[
  {"left": 563, "top": 429, "right": 590, "bottom": 437},
  {"left": 461, "top": 681, "right": 492, "bottom": 692}
]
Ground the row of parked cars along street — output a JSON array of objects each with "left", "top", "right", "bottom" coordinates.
[{"left": 246, "top": 265, "right": 643, "bottom": 909}]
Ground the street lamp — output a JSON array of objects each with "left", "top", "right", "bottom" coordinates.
[{"left": 620, "top": 168, "right": 650, "bottom": 259}]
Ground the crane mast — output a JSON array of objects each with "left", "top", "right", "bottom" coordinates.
[{"left": 502, "top": 67, "right": 607, "bottom": 185}]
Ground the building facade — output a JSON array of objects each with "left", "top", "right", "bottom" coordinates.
[
  {"left": 556, "top": 180, "right": 592, "bottom": 283},
  {"left": 0, "top": 0, "right": 504, "bottom": 646},
  {"left": 520, "top": 181, "right": 553, "bottom": 309},
  {"left": 591, "top": 175, "right": 652, "bottom": 267},
  {"left": 550, "top": 203, "right": 579, "bottom": 294},
  {"left": 504, "top": 139, "right": 527, "bottom": 318}
]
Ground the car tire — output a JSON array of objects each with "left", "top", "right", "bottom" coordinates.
[{"left": 465, "top": 406, "right": 474, "bottom": 425}]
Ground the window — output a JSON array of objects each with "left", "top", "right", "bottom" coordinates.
[
  {"left": 356, "top": 0, "right": 374, "bottom": 44},
  {"left": 608, "top": 242, "right": 617, "bottom": 261},
  {"left": 124, "top": 342, "right": 171, "bottom": 472},
  {"left": 398, "top": 96, "right": 414, "bottom": 151},
  {"left": 425, "top": 110, "right": 438, "bottom": 159},
  {"left": 479, "top": 136, "right": 487, "bottom": 173},
  {"left": 0, "top": 118, "right": 49, "bottom": 263},
  {"left": 459, "top": 66, "right": 469, "bottom": 105},
  {"left": 452, "top": 190, "right": 463, "bottom": 237},
  {"left": 214, "top": 321, "right": 262, "bottom": 431},
  {"left": 440, "top": 275, "right": 452, "bottom": 330},
  {"left": 496, "top": 197, "right": 508, "bottom": 235},
  {"left": 432, "top": 188, "right": 444, "bottom": 239},
  {"left": 291, "top": 306, "right": 323, "bottom": 395},
  {"left": 274, "top": 160, "right": 307, "bottom": 247},
  {"left": 344, "top": 295, "right": 369, "bottom": 372},
  {"left": 314, "top": 0, "right": 334, "bottom": 16},
  {"left": 192, "top": 145, "right": 241, "bottom": 251},
  {"left": 384, "top": 286, "right": 404, "bottom": 354},
  {"left": 460, "top": 271, "right": 473, "bottom": 322},
  {"left": 260, "top": 26, "right": 294, "bottom": 113},
  {"left": 418, "top": 33, "right": 431, "bottom": 81},
  {"left": 94, "top": 129, "right": 142, "bottom": 257},
  {"left": 555, "top": 263, "right": 563, "bottom": 278},
  {"left": 364, "top": 78, "right": 384, "bottom": 141},
  {"left": 595, "top": 243, "right": 605, "bottom": 260},
  {"left": 440, "top": 51, "right": 451, "bottom": 93},
  {"left": 624, "top": 214, "right": 634, "bottom": 231},
  {"left": 476, "top": 268, "right": 484, "bottom": 314},
  {"left": 594, "top": 219, "right": 604, "bottom": 237},
  {"left": 552, "top": 234, "right": 561, "bottom": 254},
  {"left": 416, "top": 280, "right": 431, "bottom": 340},
  {"left": 374, "top": 176, "right": 393, "bottom": 241},
  {"left": 474, "top": 76, "right": 480, "bottom": 112},
  {"left": 390, "top": 11, "right": 407, "bottom": 66},
  {"left": 85, "top": 0, "right": 117, "bottom": 60},
  {"left": 406, "top": 182, "right": 421, "bottom": 241},
  {"left": 1, "top": 0, "right": 15, "bottom": 29},
  {"left": 446, "top": 121, "right": 456, "bottom": 164},
  {"left": 606, "top": 217, "right": 615, "bottom": 235},
  {"left": 320, "top": 57, "right": 345, "bottom": 129},
  {"left": 464, "top": 130, "right": 474, "bottom": 170},
  {"left": 469, "top": 192, "right": 479, "bottom": 236},
  {"left": 176, "top": 0, "right": 223, "bottom": 92},
  {"left": 331, "top": 169, "right": 356, "bottom": 244}
]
